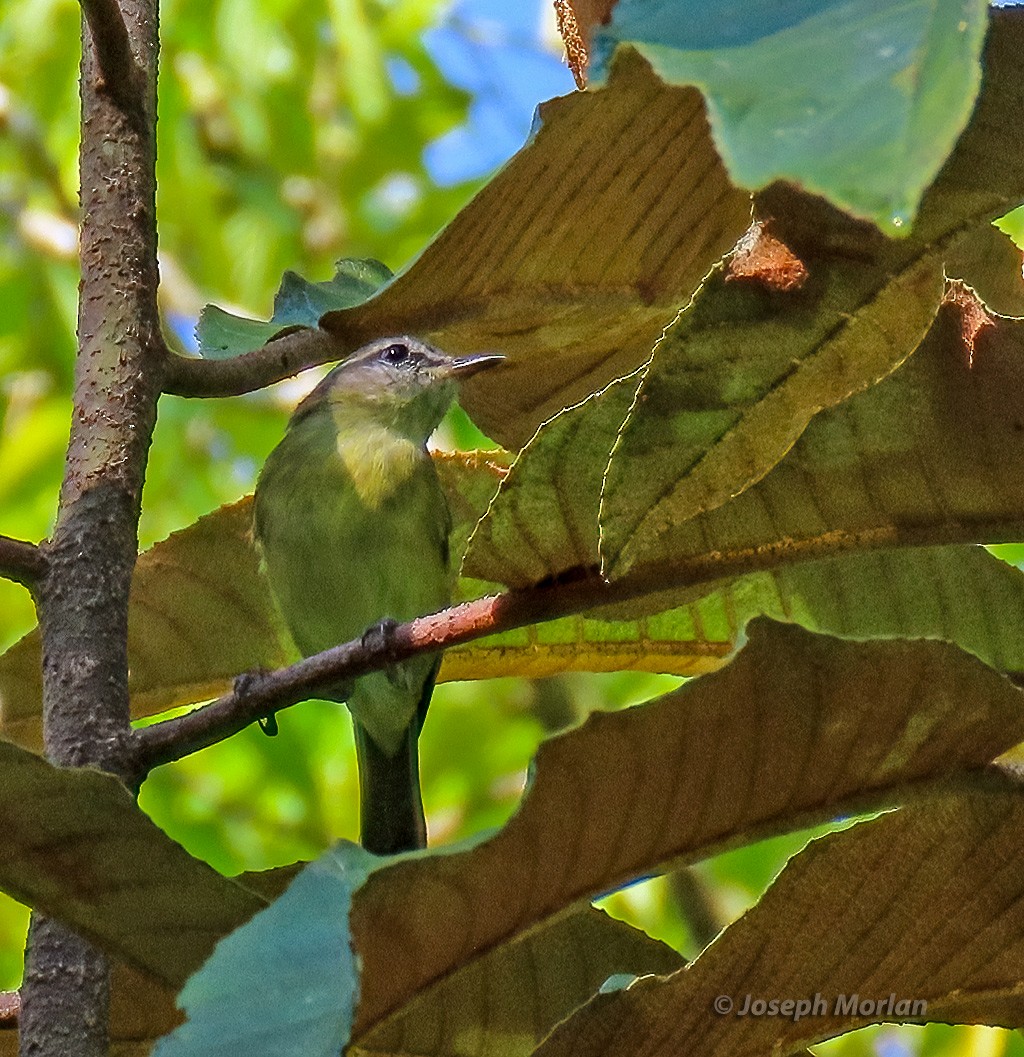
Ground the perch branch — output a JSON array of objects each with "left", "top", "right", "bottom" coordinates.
[
  {"left": 163, "top": 327, "right": 354, "bottom": 398},
  {"left": 132, "top": 507, "right": 1024, "bottom": 777}
]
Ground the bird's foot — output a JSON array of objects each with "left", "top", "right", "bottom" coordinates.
[
  {"left": 362, "top": 618, "right": 402, "bottom": 662},
  {"left": 234, "top": 668, "right": 279, "bottom": 736},
  {"left": 362, "top": 618, "right": 412, "bottom": 690}
]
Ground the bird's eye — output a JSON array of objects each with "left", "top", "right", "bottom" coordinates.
[{"left": 381, "top": 343, "right": 411, "bottom": 366}]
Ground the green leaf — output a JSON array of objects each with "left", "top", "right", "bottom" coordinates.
[
  {"left": 271, "top": 259, "right": 395, "bottom": 327},
  {"left": 452, "top": 545, "right": 1024, "bottom": 682},
  {"left": 195, "top": 258, "right": 393, "bottom": 359},
  {"left": 193, "top": 307, "right": 289, "bottom": 362},
  {"left": 0, "top": 740, "right": 264, "bottom": 986},
  {"left": 592, "top": 0, "right": 990, "bottom": 234},
  {"left": 347, "top": 623, "right": 1024, "bottom": 1038},
  {"left": 154, "top": 845, "right": 375, "bottom": 1057},
  {"left": 534, "top": 788, "right": 1024, "bottom": 1057}
]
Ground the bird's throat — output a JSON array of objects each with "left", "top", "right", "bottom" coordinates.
[{"left": 333, "top": 423, "right": 425, "bottom": 510}]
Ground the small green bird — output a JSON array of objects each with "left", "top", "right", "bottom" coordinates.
[{"left": 253, "top": 336, "right": 502, "bottom": 855}]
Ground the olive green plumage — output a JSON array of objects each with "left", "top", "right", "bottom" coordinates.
[{"left": 253, "top": 336, "right": 502, "bottom": 854}]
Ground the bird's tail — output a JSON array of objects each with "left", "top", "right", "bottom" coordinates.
[{"left": 353, "top": 719, "right": 426, "bottom": 855}]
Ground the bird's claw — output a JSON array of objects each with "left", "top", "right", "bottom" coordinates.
[
  {"left": 234, "top": 669, "right": 279, "bottom": 736},
  {"left": 362, "top": 618, "right": 401, "bottom": 662}
]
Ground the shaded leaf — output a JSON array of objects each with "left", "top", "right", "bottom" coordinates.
[
  {"left": 467, "top": 298, "right": 1024, "bottom": 594},
  {"left": 108, "top": 964, "right": 182, "bottom": 1057},
  {"left": 154, "top": 845, "right": 374, "bottom": 1057},
  {"left": 354, "top": 907, "right": 683, "bottom": 1057},
  {"left": 534, "top": 789, "right": 1024, "bottom": 1057},
  {"left": 593, "top": 0, "right": 990, "bottom": 234},
  {"left": 0, "top": 741, "right": 264, "bottom": 986},
  {"left": 196, "top": 259, "right": 393, "bottom": 359},
  {"left": 347, "top": 622, "right": 1024, "bottom": 1036},
  {"left": 223, "top": 51, "right": 752, "bottom": 449}
]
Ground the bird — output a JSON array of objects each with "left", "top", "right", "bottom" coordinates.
[{"left": 252, "top": 336, "right": 503, "bottom": 854}]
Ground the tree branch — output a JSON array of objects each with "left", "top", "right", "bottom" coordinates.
[
  {"left": 79, "top": 0, "right": 144, "bottom": 114},
  {"left": 162, "top": 326, "right": 354, "bottom": 398},
  {"left": 131, "top": 509, "right": 1024, "bottom": 778},
  {"left": 0, "top": 535, "right": 46, "bottom": 588},
  {"left": 129, "top": 582, "right": 597, "bottom": 775}
]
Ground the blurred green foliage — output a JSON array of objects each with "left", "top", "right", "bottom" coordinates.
[{"left": 3, "top": 4, "right": 1024, "bottom": 1054}]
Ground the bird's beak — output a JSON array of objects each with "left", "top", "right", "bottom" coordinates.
[{"left": 444, "top": 353, "right": 505, "bottom": 379}]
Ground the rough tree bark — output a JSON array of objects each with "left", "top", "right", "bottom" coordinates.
[{"left": 17, "top": 0, "right": 164, "bottom": 1051}]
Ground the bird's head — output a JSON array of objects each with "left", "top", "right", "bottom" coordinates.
[{"left": 293, "top": 336, "right": 504, "bottom": 441}]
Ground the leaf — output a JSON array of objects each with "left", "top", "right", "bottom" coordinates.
[
  {"left": 451, "top": 545, "right": 1024, "bottom": 682},
  {"left": 195, "top": 258, "right": 393, "bottom": 359},
  {"left": 598, "top": 10, "right": 1024, "bottom": 572},
  {"left": 346, "top": 622, "right": 1024, "bottom": 1037},
  {"left": 222, "top": 50, "right": 751, "bottom": 449},
  {"left": 353, "top": 908, "right": 684, "bottom": 1057},
  {"left": 0, "top": 452, "right": 509, "bottom": 746},
  {"left": 271, "top": 260, "right": 394, "bottom": 327},
  {"left": 611, "top": 301, "right": 1024, "bottom": 579},
  {"left": 592, "top": 0, "right": 990, "bottom": 234},
  {"left": 0, "top": 740, "right": 264, "bottom": 986},
  {"left": 154, "top": 845, "right": 374, "bottom": 1057},
  {"left": 193, "top": 308, "right": 288, "bottom": 362},
  {"left": 533, "top": 789, "right": 1024, "bottom": 1057},
  {"left": 466, "top": 293, "right": 1024, "bottom": 595}
]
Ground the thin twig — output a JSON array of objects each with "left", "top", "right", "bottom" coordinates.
[
  {"left": 163, "top": 327, "right": 352, "bottom": 398},
  {"left": 0, "top": 535, "right": 46, "bottom": 588},
  {"left": 79, "top": 0, "right": 144, "bottom": 112}
]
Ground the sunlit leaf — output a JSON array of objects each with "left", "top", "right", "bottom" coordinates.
[{"left": 592, "top": 0, "right": 990, "bottom": 234}]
